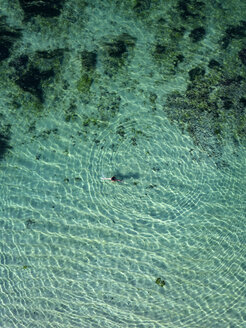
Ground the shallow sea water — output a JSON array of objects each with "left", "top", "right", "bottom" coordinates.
[{"left": 0, "top": 0, "right": 246, "bottom": 327}]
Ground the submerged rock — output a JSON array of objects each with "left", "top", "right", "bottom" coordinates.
[
  {"left": 189, "top": 26, "right": 206, "bottom": 42},
  {"left": 188, "top": 67, "right": 205, "bottom": 82},
  {"left": 81, "top": 50, "right": 97, "bottom": 71},
  {"left": 133, "top": 0, "right": 151, "bottom": 14},
  {"left": 105, "top": 39, "right": 127, "bottom": 59},
  {"left": 16, "top": 67, "right": 54, "bottom": 102},
  {"left": 0, "top": 17, "right": 21, "bottom": 62},
  {"left": 239, "top": 48, "right": 246, "bottom": 65},
  {"left": 103, "top": 33, "right": 136, "bottom": 75},
  {"left": 9, "top": 55, "right": 29, "bottom": 72},
  {"left": 19, "top": 0, "right": 65, "bottom": 18},
  {"left": 0, "top": 133, "right": 11, "bottom": 161},
  {"left": 177, "top": 0, "right": 205, "bottom": 21},
  {"left": 221, "top": 21, "right": 246, "bottom": 49}
]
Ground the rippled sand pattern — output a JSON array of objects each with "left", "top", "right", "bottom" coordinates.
[
  {"left": 1, "top": 110, "right": 245, "bottom": 327},
  {"left": 0, "top": 0, "right": 246, "bottom": 327}
]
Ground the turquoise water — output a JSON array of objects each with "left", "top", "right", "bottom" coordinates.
[{"left": 0, "top": 0, "right": 246, "bottom": 327}]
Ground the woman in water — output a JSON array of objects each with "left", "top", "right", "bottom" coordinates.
[{"left": 101, "top": 176, "right": 122, "bottom": 182}]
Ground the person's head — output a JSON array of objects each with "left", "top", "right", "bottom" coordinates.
[{"left": 111, "top": 176, "right": 117, "bottom": 181}]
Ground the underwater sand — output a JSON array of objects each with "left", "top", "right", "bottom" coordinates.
[{"left": 0, "top": 0, "right": 245, "bottom": 327}]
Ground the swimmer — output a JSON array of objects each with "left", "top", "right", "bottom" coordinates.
[
  {"left": 111, "top": 176, "right": 122, "bottom": 182},
  {"left": 101, "top": 176, "right": 122, "bottom": 182}
]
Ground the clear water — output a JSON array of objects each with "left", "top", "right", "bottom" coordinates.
[{"left": 0, "top": 0, "right": 245, "bottom": 327}]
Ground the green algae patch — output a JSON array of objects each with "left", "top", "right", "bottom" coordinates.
[
  {"left": 153, "top": 43, "right": 184, "bottom": 73},
  {"left": 156, "top": 277, "right": 165, "bottom": 287},
  {"left": 11, "top": 90, "right": 44, "bottom": 116},
  {"left": 236, "top": 113, "right": 246, "bottom": 140},
  {"left": 79, "top": 89, "right": 122, "bottom": 139},
  {"left": 22, "top": 265, "right": 31, "bottom": 269},
  {"left": 76, "top": 50, "right": 98, "bottom": 97},
  {"left": 113, "top": 0, "right": 152, "bottom": 18},
  {"left": 65, "top": 104, "right": 78, "bottom": 122},
  {"left": 77, "top": 73, "right": 93, "bottom": 93},
  {"left": 102, "top": 33, "right": 136, "bottom": 76},
  {"left": 83, "top": 117, "right": 104, "bottom": 127},
  {"left": 164, "top": 59, "right": 246, "bottom": 156},
  {"left": 152, "top": 20, "right": 186, "bottom": 75}
]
